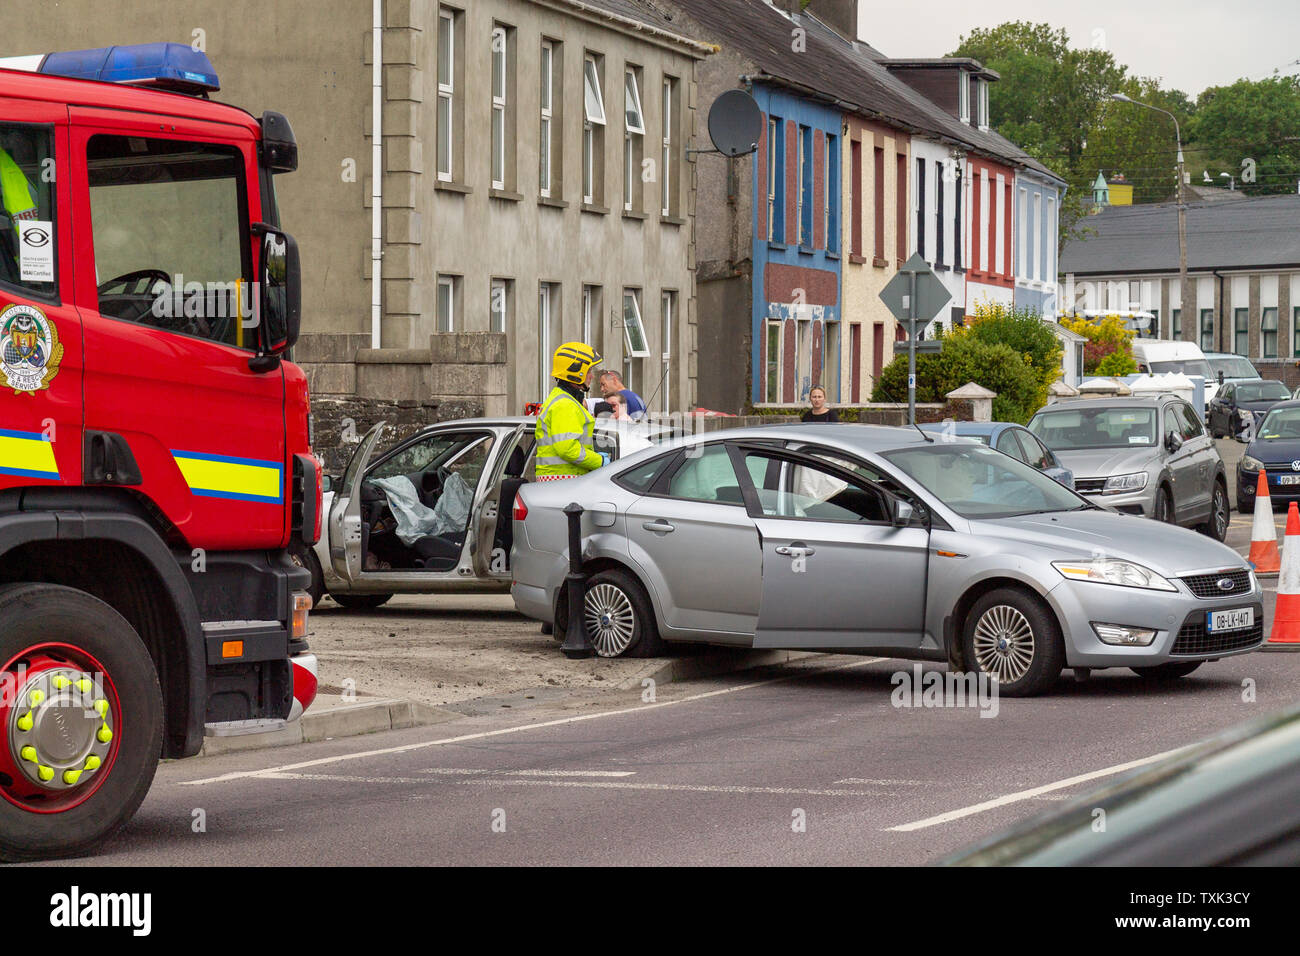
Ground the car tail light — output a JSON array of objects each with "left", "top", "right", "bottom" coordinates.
[{"left": 513, "top": 494, "right": 528, "bottom": 521}]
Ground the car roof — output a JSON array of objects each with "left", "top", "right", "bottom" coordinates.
[
  {"left": 669, "top": 422, "right": 939, "bottom": 456},
  {"left": 918, "top": 421, "right": 1013, "bottom": 436},
  {"left": 1033, "top": 396, "right": 1176, "bottom": 411}
]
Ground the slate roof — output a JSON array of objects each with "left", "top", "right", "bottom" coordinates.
[
  {"left": 570, "top": 0, "right": 715, "bottom": 52},
  {"left": 655, "top": 0, "right": 1065, "bottom": 182},
  {"left": 1059, "top": 194, "right": 1300, "bottom": 275}
]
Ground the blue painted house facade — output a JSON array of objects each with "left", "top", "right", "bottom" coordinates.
[
  {"left": 1013, "top": 169, "right": 1066, "bottom": 316},
  {"left": 751, "top": 86, "right": 844, "bottom": 405}
]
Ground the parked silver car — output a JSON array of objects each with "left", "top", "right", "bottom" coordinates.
[
  {"left": 299, "top": 416, "right": 669, "bottom": 608},
  {"left": 510, "top": 424, "right": 1262, "bottom": 696},
  {"left": 1027, "top": 396, "right": 1229, "bottom": 540}
]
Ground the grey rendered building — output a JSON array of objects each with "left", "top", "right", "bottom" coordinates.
[{"left": 8, "top": 0, "right": 710, "bottom": 455}]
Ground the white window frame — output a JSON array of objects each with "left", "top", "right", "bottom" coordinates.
[
  {"left": 623, "top": 68, "right": 644, "bottom": 212},
  {"left": 1047, "top": 195, "right": 1056, "bottom": 282},
  {"left": 437, "top": 275, "right": 456, "bottom": 332},
  {"left": 795, "top": 126, "right": 805, "bottom": 245},
  {"left": 979, "top": 79, "right": 990, "bottom": 130},
  {"left": 437, "top": 9, "right": 455, "bottom": 182},
  {"left": 582, "top": 285, "right": 595, "bottom": 343},
  {"left": 661, "top": 77, "right": 674, "bottom": 216},
  {"left": 660, "top": 290, "right": 675, "bottom": 413},
  {"left": 583, "top": 55, "right": 605, "bottom": 125},
  {"left": 767, "top": 117, "right": 778, "bottom": 240},
  {"left": 823, "top": 136, "right": 831, "bottom": 248},
  {"left": 539, "top": 283, "right": 556, "bottom": 397},
  {"left": 1017, "top": 186, "right": 1027, "bottom": 278},
  {"left": 539, "top": 39, "right": 553, "bottom": 197},
  {"left": 994, "top": 174, "right": 1005, "bottom": 275},
  {"left": 583, "top": 54, "right": 605, "bottom": 205},
  {"left": 959, "top": 71, "right": 970, "bottom": 124},
  {"left": 491, "top": 26, "right": 507, "bottom": 190},
  {"left": 1032, "top": 191, "right": 1041, "bottom": 281},
  {"left": 490, "top": 278, "right": 508, "bottom": 334},
  {"left": 979, "top": 171, "right": 990, "bottom": 273},
  {"left": 622, "top": 289, "right": 650, "bottom": 358}
]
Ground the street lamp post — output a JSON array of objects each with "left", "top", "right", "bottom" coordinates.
[{"left": 1110, "top": 93, "right": 1187, "bottom": 343}]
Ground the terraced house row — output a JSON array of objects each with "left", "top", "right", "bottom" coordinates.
[
  {"left": 11, "top": 0, "right": 1065, "bottom": 427},
  {"left": 666, "top": 0, "right": 1065, "bottom": 411}
]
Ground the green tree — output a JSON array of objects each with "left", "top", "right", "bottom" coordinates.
[
  {"left": 1188, "top": 76, "right": 1300, "bottom": 196},
  {"left": 1084, "top": 76, "right": 1193, "bottom": 205}
]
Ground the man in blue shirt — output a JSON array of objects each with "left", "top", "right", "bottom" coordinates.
[{"left": 598, "top": 369, "right": 646, "bottom": 419}]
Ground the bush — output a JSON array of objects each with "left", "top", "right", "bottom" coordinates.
[
  {"left": 872, "top": 334, "right": 1043, "bottom": 424},
  {"left": 962, "top": 302, "right": 1063, "bottom": 410},
  {"left": 1063, "top": 314, "right": 1136, "bottom": 375}
]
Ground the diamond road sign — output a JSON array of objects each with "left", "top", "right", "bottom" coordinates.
[{"left": 878, "top": 253, "right": 952, "bottom": 334}]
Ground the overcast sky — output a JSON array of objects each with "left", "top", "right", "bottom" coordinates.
[{"left": 857, "top": 0, "right": 1300, "bottom": 97}]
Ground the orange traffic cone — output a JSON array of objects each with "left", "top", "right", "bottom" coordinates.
[
  {"left": 1263, "top": 502, "right": 1300, "bottom": 651},
  {"left": 1248, "top": 470, "right": 1281, "bottom": 575}
]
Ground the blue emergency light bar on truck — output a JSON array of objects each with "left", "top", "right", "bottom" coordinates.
[{"left": 0, "top": 42, "right": 219, "bottom": 95}]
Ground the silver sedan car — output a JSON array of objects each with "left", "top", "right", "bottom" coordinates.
[{"left": 510, "top": 425, "right": 1263, "bottom": 696}]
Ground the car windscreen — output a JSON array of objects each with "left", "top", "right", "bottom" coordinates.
[
  {"left": 1209, "top": 357, "right": 1259, "bottom": 379},
  {"left": 1028, "top": 406, "right": 1157, "bottom": 450},
  {"left": 882, "top": 444, "right": 1086, "bottom": 519},
  {"left": 1235, "top": 381, "right": 1290, "bottom": 402},
  {"left": 1149, "top": 358, "right": 1212, "bottom": 379},
  {"left": 1257, "top": 407, "right": 1300, "bottom": 440}
]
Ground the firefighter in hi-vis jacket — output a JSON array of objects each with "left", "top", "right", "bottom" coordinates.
[{"left": 535, "top": 342, "right": 607, "bottom": 480}]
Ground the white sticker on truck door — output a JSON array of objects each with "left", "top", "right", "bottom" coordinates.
[{"left": 18, "top": 220, "right": 54, "bottom": 283}]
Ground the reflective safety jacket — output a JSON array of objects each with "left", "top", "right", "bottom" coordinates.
[
  {"left": 0, "top": 148, "right": 37, "bottom": 232},
  {"left": 535, "top": 385, "right": 603, "bottom": 477}
]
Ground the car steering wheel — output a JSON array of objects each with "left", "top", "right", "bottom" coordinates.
[{"left": 96, "top": 269, "right": 172, "bottom": 298}]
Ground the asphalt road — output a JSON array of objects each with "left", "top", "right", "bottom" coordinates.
[
  {"left": 26, "top": 434, "right": 1295, "bottom": 867},
  {"left": 45, "top": 649, "right": 1300, "bottom": 867}
]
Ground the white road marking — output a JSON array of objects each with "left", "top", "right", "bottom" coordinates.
[
  {"left": 182, "top": 657, "right": 888, "bottom": 787},
  {"left": 835, "top": 778, "right": 930, "bottom": 786},
  {"left": 260, "top": 771, "right": 891, "bottom": 798},
  {"left": 419, "top": 768, "right": 636, "bottom": 778},
  {"left": 885, "top": 745, "right": 1191, "bottom": 832}
]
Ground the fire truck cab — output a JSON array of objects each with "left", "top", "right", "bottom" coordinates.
[{"left": 0, "top": 43, "right": 319, "bottom": 860}]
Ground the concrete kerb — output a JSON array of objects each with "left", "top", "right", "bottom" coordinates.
[{"left": 196, "top": 649, "right": 829, "bottom": 757}]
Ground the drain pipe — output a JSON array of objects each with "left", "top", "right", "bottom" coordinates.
[{"left": 370, "top": 0, "right": 384, "bottom": 348}]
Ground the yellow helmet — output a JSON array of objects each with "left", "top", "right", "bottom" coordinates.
[{"left": 551, "top": 341, "right": 601, "bottom": 386}]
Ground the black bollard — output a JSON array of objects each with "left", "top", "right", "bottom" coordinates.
[{"left": 559, "top": 501, "right": 593, "bottom": 658}]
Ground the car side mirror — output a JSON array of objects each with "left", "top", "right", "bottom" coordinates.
[
  {"left": 323, "top": 474, "right": 336, "bottom": 494},
  {"left": 1165, "top": 432, "right": 1184, "bottom": 453},
  {"left": 892, "top": 498, "right": 915, "bottom": 527},
  {"left": 1218, "top": 371, "right": 1225, "bottom": 384}
]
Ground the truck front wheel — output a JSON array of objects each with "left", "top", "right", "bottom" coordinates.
[{"left": 0, "top": 583, "right": 163, "bottom": 861}]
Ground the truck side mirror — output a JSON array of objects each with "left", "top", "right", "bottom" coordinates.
[
  {"left": 256, "top": 226, "right": 301, "bottom": 357},
  {"left": 1218, "top": 370, "right": 1225, "bottom": 384}
]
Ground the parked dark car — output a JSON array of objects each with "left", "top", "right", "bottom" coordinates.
[
  {"left": 942, "top": 704, "right": 1300, "bottom": 865},
  {"left": 917, "top": 421, "right": 1074, "bottom": 489},
  {"left": 1208, "top": 378, "right": 1291, "bottom": 439},
  {"left": 1235, "top": 400, "right": 1300, "bottom": 512}
]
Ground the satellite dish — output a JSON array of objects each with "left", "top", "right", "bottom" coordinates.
[{"left": 707, "top": 89, "right": 762, "bottom": 158}]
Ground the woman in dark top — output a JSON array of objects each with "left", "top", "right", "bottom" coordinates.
[{"left": 801, "top": 385, "right": 840, "bottom": 423}]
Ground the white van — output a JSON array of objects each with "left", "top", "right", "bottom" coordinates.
[{"left": 1131, "top": 339, "right": 1218, "bottom": 417}]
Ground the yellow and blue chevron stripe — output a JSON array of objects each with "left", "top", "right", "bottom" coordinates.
[
  {"left": 0, "top": 428, "right": 59, "bottom": 481},
  {"left": 171, "top": 448, "right": 283, "bottom": 504}
]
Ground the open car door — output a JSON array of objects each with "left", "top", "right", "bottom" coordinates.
[{"left": 327, "top": 421, "right": 388, "bottom": 583}]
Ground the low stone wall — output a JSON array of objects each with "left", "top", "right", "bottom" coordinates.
[
  {"left": 743, "top": 400, "right": 977, "bottom": 426},
  {"left": 312, "top": 395, "right": 485, "bottom": 475}
]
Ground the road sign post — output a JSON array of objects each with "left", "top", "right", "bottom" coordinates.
[{"left": 878, "top": 253, "right": 953, "bottom": 424}]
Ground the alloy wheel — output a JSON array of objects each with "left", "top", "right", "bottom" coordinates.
[
  {"left": 584, "top": 583, "right": 637, "bottom": 657},
  {"left": 972, "top": 604, "right": 1036, "bottom": 684}
]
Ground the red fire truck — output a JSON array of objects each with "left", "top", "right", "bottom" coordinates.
[{"left": 0, "top": 44, "right": 319, "bottom": 859}]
